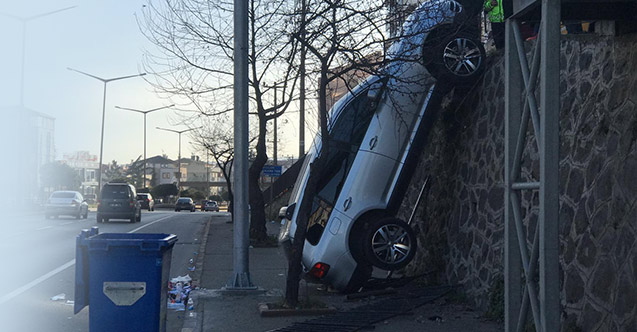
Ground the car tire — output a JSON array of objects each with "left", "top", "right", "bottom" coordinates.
[
  {"left": 97, "top": 215, "right": 103, "bottom": 223},
  {"left": 130, "top": 214, "right": 136, "bottom": 223},
  {"left": 362, "top": 217, "right": 417, "bottom": 271},
  {"left": 175, "top": 209, "right": 180, "bottom": 212},
  {"left": 423, "top": 29, "right": 485, "bottom": 85},
  {"left": 136, "top": 212, "right": 142, "bottom": 222}
]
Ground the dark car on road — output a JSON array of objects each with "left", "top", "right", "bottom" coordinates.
[
  {"left": 175, "top": 197, "right": 196, "bottom": 212},
  {"left": 97, "top": 183, "right": 142, "bottom": 223},
  {"left": 45, "top": 191, "right": 89, "bottom": 219},
  {"left": 203, "top": 200, "right": 219, "bottom": 212},
  {"left": 136, "top": 193, "right": 155, "bottom": 211}
]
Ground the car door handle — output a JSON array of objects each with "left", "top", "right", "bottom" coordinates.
[
  {"left": 369, "top": 136, "right": 378, "bottom": 150},
  {"left": 343, "top": 197, "right": 352, "bottom": 211}
]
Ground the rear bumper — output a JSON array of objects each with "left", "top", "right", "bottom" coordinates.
[
  {"left": 97, "top": 211, "right": 135, "bottom": 220},
  {"left": 46, "top": 205, "right": 80, "bottom": 215}
]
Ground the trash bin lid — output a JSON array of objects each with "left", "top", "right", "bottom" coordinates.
[{"left": 83, "top": 233, "right": 178, "bottom": 251}]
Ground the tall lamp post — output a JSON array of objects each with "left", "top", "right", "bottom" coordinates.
[
  {"left": 67, "top": 68, "right": 146, "bottom": 195},
  {"left": 115, "top": 104, "right": 174, "bottom": 188},
  {"left": 156, "top": 127, "right": 200, "bottom": 192},
  {"left": 1, "top": 6, "right": 76, "bottom": 107}
]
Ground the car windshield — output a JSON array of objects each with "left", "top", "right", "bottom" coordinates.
[
  {"left": 102, "top": 186, "right": 129, "bottom": 199},
  {"left": 51, "top": 192, "right": 75, "bottom": 199},
  {"left": 206, "top": 202, "right": 216, "bottom": 206},
  {"left": 136, "top": 194, "right": 148, "bottom": 199}
]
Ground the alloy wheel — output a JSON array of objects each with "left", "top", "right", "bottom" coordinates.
[
  {"left": 443, "top": 37, "right": 483, "bottom": 77},
  {"left": 370, "top": 223, "right": 413, "bottom": 265}
]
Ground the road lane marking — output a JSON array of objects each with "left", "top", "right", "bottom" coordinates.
[
  {"left": 0, "top": 214, "right": 174, "bottom": 305},
  {"left": 0, "top": 259, "right": 75, "bottom": 305},
  {"left": 128, "top": 215, "right": 173, "bottom": 233},
  {"left": 35, "top": 226, "right": 53, "bottom": 231}
]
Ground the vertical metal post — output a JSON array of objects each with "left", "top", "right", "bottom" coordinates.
[
  {"left": 177, "top": 132, "right": 182, "bottom": 192},
  {"left": 227, "top": 0, "right": 255, "bottom": 289},
  {"left": 504, "top": 17, "right": 522, "bottom": 332},
  {"left": 274, "top": 84, "right": 278, "bottom": 167},
  {"left": 98, "top": 82, "right": 107, "bottom": 195},
  {"left": 539, "top": 0, "right": 560, "bottom": 330},
  {"left": 298, "top": 0, "right": 306, "bottom": 158},
  {"left": 143, "top": 113, "right": 147, "bottom": 188}
]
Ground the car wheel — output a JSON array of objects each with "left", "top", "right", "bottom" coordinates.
[
  {"left": 130, "top": 214, "right": 136, "bottom": 223},
  {"left": 362, "top": 218, "right": 417, "bottom": 271},
  {"left": 175, "top": 209, "right": 180, "bottom": 212},
  {"left": 424, "top": 30, "right": 485, "bottom": 84},
  {"left": 97, "top": 215, "right": 103, "bottom": 223}
]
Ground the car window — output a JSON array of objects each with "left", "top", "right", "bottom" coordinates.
[
  {"left": 178, "top": 198, "right": 191, "bottom": 203},
  {"left": 51, "top": 192, "right": 75, "bottom": 199},
  {"left": 102, "top": 186, "right": 130, "bottom": 199},
  {"left": 306, "top": 87, "right": 378, "bottom": 245}
]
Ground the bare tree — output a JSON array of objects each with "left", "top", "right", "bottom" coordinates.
[
  {"left": 283, "top": 0, "right": 391, "bottom": 307},
  {"left": 139, "top": 0, "right": 300, "bottom": 242},
  {"left": 190, "top": 118, "right": 236, "bottom": 218}
]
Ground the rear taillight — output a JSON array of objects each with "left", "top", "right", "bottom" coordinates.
[
  {"left": 71, "top": 200, "right": 80, "bottom": 206},
  {"left": 309, "top": 262, "right": 330, "bottom": 279},
  {"left": 130, "top": 200, "right": 135, "bottom": 207}
]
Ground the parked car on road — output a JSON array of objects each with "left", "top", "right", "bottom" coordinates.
[
  {"left": 203, "top": 201, "right": 219, "bottom": 212},
  {"left": 175, "top": 197, "right": 196, "bottom": 212},
  {"left": 136, "top": 193, "right": 155, "bottom": 211},
  {"left": 97, "top": 183, "right": 142, "bottom": 223},
  {"left": 45, "top": 191, "right": 89, "bottom": 219},
  {"left": 282, "top": 0, "right": 485, "bottom": 292}
]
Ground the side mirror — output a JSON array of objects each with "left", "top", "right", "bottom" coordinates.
[{"left": 285, "top": 203, "right": 296, "bottom": 221}]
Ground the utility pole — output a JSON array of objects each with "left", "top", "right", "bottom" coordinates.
[
  {"left": 298, "top": 0, "right": 306, "bottom": 158},
  {"left": 115, "top": 104, "right": 174, "bottom": 188},
  {"left": 1, "top": 6, "right": 76, "bottom": 107},
  {"left": 227, "top": 0, "right": 256, "bottom": 290},
  {"left": 68, "top": 68, "right": 146, "bottom": 196}
]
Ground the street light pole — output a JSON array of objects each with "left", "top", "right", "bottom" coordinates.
[
  {"left": 1, "top": 6, "right": 76, "bottom": 107},
  {"left": 156, "top": 127, "right": 199, "bottom": 193},
  {"left": 115, "top": 104, "right": 174, "bottom": 188},
  {"left": 68, "top": 68, "right": 146, "bottom": 196}
]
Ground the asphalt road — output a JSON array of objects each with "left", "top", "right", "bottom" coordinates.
[{"left": 0, "top": 209, "right": 213, "bottom": 332}]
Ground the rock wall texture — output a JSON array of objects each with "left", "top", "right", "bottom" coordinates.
[{"left": 398, "top": 34, "right": 637, "bottom": 330}]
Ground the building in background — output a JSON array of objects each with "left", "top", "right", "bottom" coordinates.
[
  {"left": 60, "top": 151, "right": 99, "bottom": 196},
  {"left": 145, "top": 155, "right": 178, "bottom": 186}
]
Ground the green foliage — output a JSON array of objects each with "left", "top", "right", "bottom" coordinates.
[
  {"left": 151, "top": 183, "right": 179, "bottom": 198},
  {"left": 40, "top": 162, "right": 81, "bottom": 190}
]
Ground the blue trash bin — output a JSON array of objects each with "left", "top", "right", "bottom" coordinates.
[{"left": 74, "top": 228, "right": 177, "bottom": 332}]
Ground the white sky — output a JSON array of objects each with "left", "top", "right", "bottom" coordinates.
[{"left": 0, "top": 0, "right": 309, "bottom": 165}]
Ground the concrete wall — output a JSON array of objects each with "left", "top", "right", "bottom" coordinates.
[{"left": 398, "top": 34, "right": 637, "bottom": 330}]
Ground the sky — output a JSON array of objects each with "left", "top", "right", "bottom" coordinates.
[{"left": 0, "top": 0, "right": 307, "bottom": 165}]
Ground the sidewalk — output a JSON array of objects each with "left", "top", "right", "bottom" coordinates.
[{"left": 182, "top": 214, "right": 502, "bottom": 332}]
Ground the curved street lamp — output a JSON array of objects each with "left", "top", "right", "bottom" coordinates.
[
  {"left": 115, "top": 104, "right": 174, "bottom": 188},
  {"left": 67, "top": 67, "right": 146, "bottom": 195},
  {"left": 156, "top": 126, "right": 201, "bottom": 192}
]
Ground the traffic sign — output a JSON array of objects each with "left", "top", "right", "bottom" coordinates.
[{"left": 262, "top": 165, "right": 282, "bottom": 177}]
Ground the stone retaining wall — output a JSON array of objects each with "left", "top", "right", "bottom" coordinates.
[{"left": 398, "top": 34, "right": 637, "bottom": 330}]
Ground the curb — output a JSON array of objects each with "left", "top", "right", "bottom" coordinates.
[{"left": 180, "top": 216, "right": 212, "bottom": 332}]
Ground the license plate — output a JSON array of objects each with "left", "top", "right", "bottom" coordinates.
[{"left": 110, "top": 203, "right": 121, "bottom": 207}]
